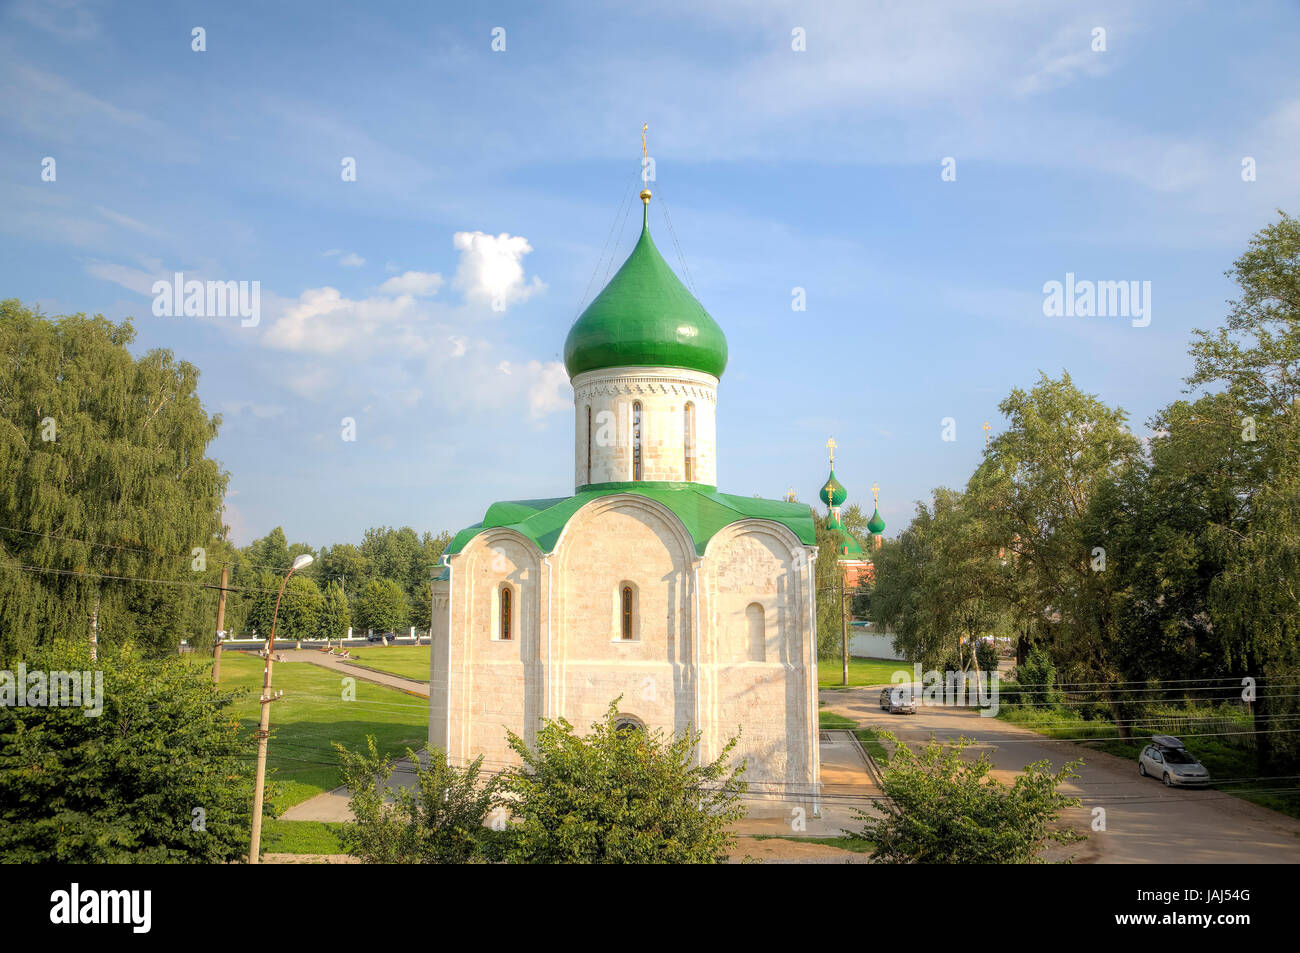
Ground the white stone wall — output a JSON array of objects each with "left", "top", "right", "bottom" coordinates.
[
  {"left": 702, "top": 521, "right": 819, "bottom": 799},
  {"left": 428, "top": 496, "right": 821, "bottom": 814},
  {"left": 571, "top": 366, "right": 718, "bottom": 487}
]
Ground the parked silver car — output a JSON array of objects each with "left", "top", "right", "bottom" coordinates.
[
  {"left": 1138, "top": 735, "right": 1211, "bottom": 787},
  {"left": 879, "top": 685, "right": 917, "bottom": 714}
]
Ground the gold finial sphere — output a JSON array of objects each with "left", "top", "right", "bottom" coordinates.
[{"left": 640, "top": 188, "right": 652, "bottom": 204}]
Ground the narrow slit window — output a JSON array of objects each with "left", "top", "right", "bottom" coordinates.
[
  {"left": 586, "top": 405, "right": 592, "bottom": 484},
  {"left": 632, "top": 401, "right": 643, "bottom": 481},
  {"left": 621, "top": 586, "right": 634, "bottom": 640},
  {"left": 684, "top": 401, "right": 695, "bottom": 482},
  {"left": 499, "top": 587, "right": 512, "bottom": 641}
]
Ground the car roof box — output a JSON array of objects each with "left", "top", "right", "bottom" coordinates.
[{"left": 1151, "top": 734, "right": 1185, "bottom": 748}]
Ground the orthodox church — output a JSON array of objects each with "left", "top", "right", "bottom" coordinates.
[
  {"left": 818, "top": 442, "right": 886, "bottom": 588},
  {"left": 428, "top": 186, "right": 822, "bottom": 810}
]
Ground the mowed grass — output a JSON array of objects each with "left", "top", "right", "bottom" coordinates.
[
  {"left": 262, "top": 820, "right": 348, "bottom": 855},
  {"left": 218, "top": 653, "right": 427, "bottom": 811},
  {"left": 341, "top": 644, "right": 431, "bottom": 682},
  {"left": 818, "top": 657, "right": 913, "bottom": 689}
]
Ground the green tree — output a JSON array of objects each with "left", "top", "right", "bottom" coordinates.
[
  {"left": 334, "top": 736, "right": 500, "bottom": 864},
  {"left": 0, "top": 302, "right": 227, "bottom": 661},
  {"left": 319, "top": 582, "right": 350, "bottom": 640},
  {"left": 354, "top": 578, "right": 409, "bottom": 633},
  {"left": 0, "top": 639, "right": 261, "bottom": 862},
  {"left": 318, "top": 542, "right": 370, "bottom": 603},
  {"left": 967, "top": 371, "right": 1141, "bottom": 682},
  {"left": 814, "top": 515, "right": 849, "bottom": 660},
  {"left": 502, "top": 701, "right": 748, "bottom": 863},
  {"left": 852, "top": 734, "right": 1082, "bottom": 864}
]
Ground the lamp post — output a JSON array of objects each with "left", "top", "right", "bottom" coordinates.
[{"left": 247, "top": 552, "right": 313, "bottom": 864}]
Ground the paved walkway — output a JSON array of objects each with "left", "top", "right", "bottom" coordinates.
[{"left": 273, "top": 648, "right": 428, "bottom": 697}]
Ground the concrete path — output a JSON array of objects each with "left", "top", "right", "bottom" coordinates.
[
  {"left": 819, "top": 687, "right": 1300, "bottom": 864},
  {"left": 275, "top": 649, "right": 429, "bottom": 697}
]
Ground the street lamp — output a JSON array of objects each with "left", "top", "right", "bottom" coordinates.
[{"left": 247, "top": 552, "right": 313, "bottom": 864}]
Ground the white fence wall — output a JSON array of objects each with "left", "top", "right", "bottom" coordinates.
[{"left": 849, "top": 628, "right": 904, "bottom": 660}]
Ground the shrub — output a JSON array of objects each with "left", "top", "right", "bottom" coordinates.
[
  {"left": 0, "top": 639, "right": 258, "bottom": 862},
  {"left": 334, "top": 737, "right": 500, "bottom": 864},
  {"left": 501, "top": 700, "right": 748, "bottom": 863},
  {"left": 852, "top": 734, "right": 1083, "bottom": 863}
]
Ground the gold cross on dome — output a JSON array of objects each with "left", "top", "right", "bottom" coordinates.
[
  {"left": 826, "top": 436, "right": 837, "bottom": 467},
  {"left": 872, "top": 482, "right": 880, "bottom": 504},
  {"left": 786, "top": 486, "right": 796, "bottom": 502},
  {"left": 982, "top": 421, "right": 991, "bottom": 445}
]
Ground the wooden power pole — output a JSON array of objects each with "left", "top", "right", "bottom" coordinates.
[
  {"left": 212, "top": 565, "right": 228, "bottom": 683},
  {"left": 840, "top": 572, "right": 849, "bottom": 686}
]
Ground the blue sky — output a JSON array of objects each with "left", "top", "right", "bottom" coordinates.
[{"left": 3, "top": 0, "right": 1299, "bottom": 547}]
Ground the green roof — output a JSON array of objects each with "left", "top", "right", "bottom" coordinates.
[
  {"left": 836, "top": 528, "right": 865, "bottom": 558},
  {"left": 563, "top": 204, "right": 728, "bottom": 379},
  {"left": 440, "top": 482, "right": 814, "bottom": 569}
]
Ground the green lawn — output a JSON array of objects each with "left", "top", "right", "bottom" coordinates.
[
  {"left": 818, "top": 657, "right": 913, "bottom": 689},
  {"left": 218, "top": 653, "right": 428, "bottom": 811},
  {"left": 262, "top": 820, "right": 348, "bottom": 854},
  {"left": 340, "top": 644, "right": 431, "bottom": 682}
]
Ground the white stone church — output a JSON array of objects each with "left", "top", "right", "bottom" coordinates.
[{"left": 428, "top": 188, "right": 821, "bottom": 810}]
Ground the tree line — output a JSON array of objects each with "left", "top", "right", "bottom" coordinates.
[
  {"left": 0, "top": 299, "right": 450, "bottom": 661},
  {"left": 864, "top": 212, "right": 1300, "bottom": 776}
]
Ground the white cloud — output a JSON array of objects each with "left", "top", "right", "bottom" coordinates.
[
  {"left": 262, "top": 286, "right": 427, "bottom": 354},
  {"left": 85, "top": 260, "right": 162, "bottom": 296},
  {"left": 322, "top": 249, "right": 365, "bottom": 267},
  {"left": 526, "top": 361, "right": 571, "bottom": 418},
  {"left": 452, "top": 231, "right": 545, "bottom": 310},
  {"left": 378, "top": 270, "right": 443, "bottom": 297}
]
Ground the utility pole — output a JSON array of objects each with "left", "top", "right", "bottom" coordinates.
[
  {"left": 213, "top": 565, "right": 228, "bottom": 683},
  {"left": 840, "top": 570, "right": 849, "bottom": 686},
  {"left": 248, "top": 554, "right": 312, "bottom": 864}
]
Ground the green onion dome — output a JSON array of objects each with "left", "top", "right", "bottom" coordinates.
[
  {"left": 563, "top": 196, "right": 728, "bottom": 379},
  {"left": 867, "top": 507, "right": 886, "bottom": 535},
  {"left": 819, "top": 471, "right": 847, "bottom": 508}
]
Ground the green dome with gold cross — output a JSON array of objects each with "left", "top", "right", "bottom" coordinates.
[
  {"left": 563, "top": 190, "right": 728, "bottom": 379},
  {"left": 818, "top": 472, "right": 847, "bottom": 508},
  {"left": 867, "top": 507, "right": 886, "bottom": 536}
]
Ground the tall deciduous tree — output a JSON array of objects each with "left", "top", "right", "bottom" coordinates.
[
  {"left": 967, "top": 371, "right": 1140, "bottom": 681},
  {"left": 0, "top": 302, "right": 226, "bottom": 661}
]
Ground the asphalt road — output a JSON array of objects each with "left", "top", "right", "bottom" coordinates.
[{"left": 820, "top": 687, "right": 1300, "bottom": 864}]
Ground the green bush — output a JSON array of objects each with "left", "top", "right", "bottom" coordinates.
[
  {"left": 852, "top": 734, "right": 1083, "bottom": 863},
  {"left": 334, "top": 736, "right": 500, "bottom": 864},
  {"left": 0, "top": 639, "right": 260, "bottom": 862},
  {"left": 502, "top": 700, "right": 748, "bottom": 864}
]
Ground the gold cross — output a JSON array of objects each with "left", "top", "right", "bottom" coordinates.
[
  {"left": 786, "top": 486, "right": 796, "bottom": 502},
  {"left": 642, "top": 122, "right": 648, "bottom": 159},
  {"left": 982, "top": 421, "right": 991, "bottom": 445},
  {"left": 826, "top": 436, "right": 837, "bottom": 467},
  {"left": 872, "top": 481, "right": 879, "bottom": 504}
]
